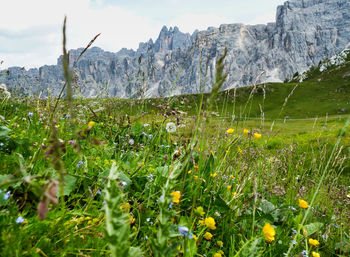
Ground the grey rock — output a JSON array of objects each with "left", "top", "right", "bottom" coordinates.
[{"left": 2, "top": 0, "right": 350, "bottom": 98}]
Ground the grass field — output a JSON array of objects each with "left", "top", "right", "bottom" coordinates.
[{"left": 0, "top": 48, "right": 349, "bottom": 257}]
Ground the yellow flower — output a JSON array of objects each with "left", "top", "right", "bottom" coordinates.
[
  {"left": 226, "top": 128, "right": 234, "bottom": 134},
  {"left": 210, "top": 150, "right": 215, "bottom": 155},
  {"left": 238, "top": 147, "right": 243, "bottom": 154},
  {"left": 217, "top": 240, "right": 223, "bottom": 247},
  {"left": 205, "top": 217, "right": 216, "bottom": 230},
  {"left": 195, "top": 206, "right": 205, "bottom": 216},
  {"left": 192, "top": 234, "right": 198, "bottom": 240},
  {"left": 204, "top": 232, "right": 213, "bottom": 240},
  {"left": 263, "top": 223, "right": 276, "bottom": 243},
  {"left": 312, "top": 251, "right": 320, "bottom": 257},
  {"left": 55, "top": 124, "right": 60, "bottom": 128},
  {"left": 88, "top": 121, "right": 95, "bottom": 128},
  {"left": 253, "top": 132, "right": 262, "bottom": 139},
  {"left": 100, "top": 122, "right": 104, "bottom": 126},
  {"left": 243, "top": 129, "right": 249, "bottom": 135},
  {"left": 194, "top": 165, "right": 199, "bottom": 169},
  {"left": 213, "top": 253, "right": 222, "bottom": 257},
  {"left": 194, "top": 175, "right": 198, "bottom": 179},
  {"left": 210, "top": 173, "right": 217, "bottom": 178},
  {"left": 120, "top": 202, "right": 131, "bottom": 212},
  {"left": 309, "top": 238, "right": 320, "bottom": 247},
  {"left": 129, "top": 215, "right": 135, "bottom": 224},
  {"left": 93, "top": 218, "right": 99, "bottom": 222},
  {"left": 298, "top": 199, "right": 309, "bottom": 209},
  {"left": 230, "top": 175, "right": 235, "bottom": 179},
  {"left": 109, "top": 116, "right": 113, "bottom": 119},
  {"left": 188, "top": 170, "right": 192, "bottom": 174},
  {"left": 170, "top": 191, "right": 181, "bottom": 204},
  {"left": 198, "top": 220, "right": 205, "bottom": 226},
  {"left": 227, "top": 185, "right": 232, "bottom": 190},
  {"left": 232, "top": 192, "right": 237, "bottom": 197}
]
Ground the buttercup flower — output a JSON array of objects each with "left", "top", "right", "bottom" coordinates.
[
  {"left": 213, "top": 253, "right": 222, "bottom": 257},
  {"left": 205, "top": 217, "right": 216, "bottom": 230},
  {"left": 195, "top": 206, "right": 205, "bottom": 216},
  {"left": 263, "top": 223, "right": 276, "bottom": 243},
  {"left": 243, "top": 129, "right": 249, "bottom": 135},
  {"left": 299, "top": 199, "right": 309, "bottom": 209},
  {"left": 204, "top": 232, "right": 213, "bottom": 240},
  {"left": 253, "top": 132, "right": 262, "bottom": 139},
  {"left": 170, "top": 191, "right": 181, "bottom": 204},
  {"left": 217, "top": 240, "right": 223, "bottom": 247},
  {"left": 308, "top": 238, "right": 320, "bottom": 247},
  {"left": 312, "top": 251, "right": 320, "bottom": 257},
  {"left": 226, "top": 128, "right": 234, "bottom": 134},
  {"left": 88, "top": 121, "right": 95, "bottom": 128}
]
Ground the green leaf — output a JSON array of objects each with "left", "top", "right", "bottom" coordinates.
[
  {"left": 61, "top": 175, "right": 77, "bottom": 196},
  {"left": 0, "top": 126, "right": 11, "bottom": 137},
  {"left": 303, "top": 222, "right": 323, "bottom": 236}
]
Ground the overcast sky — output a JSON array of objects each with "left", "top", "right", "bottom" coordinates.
[{"left": 0, "top": 0, "right": 285, "bottom": 69}]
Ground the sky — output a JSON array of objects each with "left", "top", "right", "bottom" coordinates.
[{"left": 0, "top": 0, "right": 285, "bottom": 69}]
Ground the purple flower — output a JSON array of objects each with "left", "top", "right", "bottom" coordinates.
[
  {"left": 16, "top": 216, "right": 25, "bottom": 223},
  {"left": 77, "top": 161, "right": 83, "bottom": 168},
  {"left": 178, "top": 226, "right": 189, "bottom": 237}
]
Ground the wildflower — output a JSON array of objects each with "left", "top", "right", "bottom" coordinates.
[
  {"left": 100, "top": 122, "right": 104, "bottom": 125},
  {"left": 4, "top": 191, "right": 10, "bottom": 200},
  {"left": 77, "top": 161, "right": 83, "bottom": 168},
  {"left": 178, "top": 226, "right": 189, "bottom": 237},
  {"left": 88, "top": 121, "right": 95, "bottom": 128},
  {"left": 192, "top": 234, "right": 198, "bottom": 240},
  {"left": 198, "top": 220, "right": 205, "bottom": 226},
  {"left": 205, "top": 217, "right": 216, "bottom": 230},
  {"left": 120, "top": 203, "right": 131, "bottom": 212},
  {"left": 238, "top": 147, "right": 243, "bottom": 154},
  {"left": 243, "top": 129, "right": 249, "bottom": 135},
  {"left": 188, "top": 170, "right": 192, "bottom": 174},
  {"left": 227, "top": 185, "right": 232, "bottom": 190},
  {"left": 93, "top": 218, "right": 99, "bottom": 222},
  {"left": 217, "top": 240, "right": 223, "bottom": 247},
  {"left": 301, "top": 250, "right": 309, "bottom": 257},
  {"left": 195, "top": 206, "right": 205, "bottom": 216},
  {"left": 210, "top": 173, "right": 217, "bottom": 178},
  {"left": 311, "top": 252, "right": 320, "bottom": 257},
  {"left": 121, "top": 181, "right": 127, "bottom": 187},
  {"left": 226, "top": 128, "right": 234, "bottom": 134},
  {"left": 263, "top": 223, "right": 276, "bottom": 243},
  {"left": 166, "top": 122, "right": 176, "bottom": 133},
  {"left": 308, "top": 238, "right": 320, "bottom": 247},
  {"left": 253, "top": 132, "right": 262, "bottom": 139},
  {"left": 204, "top": 232, "right": 213, "bottom": 240},
  {"left": 55, "top": 124, "right": 60, "bottom": 128},
  {"left": 129, "top": 215, "right": 135, "bottom": 225},
  {"left": 170, "top": 191, "right": 181, "bottom": 204},
  {"left": 231, "top": 175, "right": 235, "bottom": 180},
  {"left": 28, "top": 112, "right": 33, "bottom": 117},
  {"left": 194, "top": 165, "right": 199, "bottom": 169},
  {"left": 128, "top": 139, "right": 134, "bottom": 145},
  {"left": 213, "top": 253, "right": 222, "bottom": 257},
  {"left": 16, "top": 216, "right": 25, "bottom": 224},
  {"left": 298, "top": 199, "right": 309, "bottom": 209},
  {"left": 194, "top": 175, "right": 198, "bottom": 179}
]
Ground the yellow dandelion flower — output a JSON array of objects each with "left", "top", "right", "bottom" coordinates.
[
  {"left": 170, "top": 191, "right": 181, "bottom": 204},
  {"left": 312, "top": 251, "right": 320, "bottom": 257},
  {"left": 253, "top": 132, "right": 262, "bottom": 139},
  {"left": 204, "top": 232, "right": 213, "bottom": 240},
  {"left": 298, "top": 198, "right": 309, "bottom": 209},
  {"left": 227, "top": 185, "right": 232, "bottom": 190},
  {"left": 217, "top": 240, "right": 223, "bottom": 247},
  {"left": 263, "top": 223, "right": 276, "bottom": 243},
  {"left": 213, "top": 253, "right": 222, "bottom": 257},
  {"left": 243, "top": 129, "right": 249, "bottom": 135},
  {"left": 231, "top": 175, "right": 235, "bottom": 179},
  {"left": 309, "top": 238, "right": 320, "bottom": 247},
  {"left": 226, "top": 128, "right": 235, "bottom": 134},
  {"left": 210, "top": 173, "right": 217, "bottom": 178},
  {"left": 188, "top": 170, "right": 192, "bottom": 174},
  {"left": 194, "top": 175, "right": 198, "bottom": 179},
  {"left": 205, "top": 217, "right": 216, "bottom": 230}
]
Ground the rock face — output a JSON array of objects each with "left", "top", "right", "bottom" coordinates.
[{"left": 3, "top": 0, "right": 350, "bottom": 98}]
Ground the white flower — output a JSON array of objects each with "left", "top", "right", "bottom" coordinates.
[{"left": 166, "top": 122, "right": 176, "bottom": 133}]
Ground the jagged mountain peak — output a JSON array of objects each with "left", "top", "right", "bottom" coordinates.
[{"left": 2, "top": 0, "right": 350, "bottom": 99}]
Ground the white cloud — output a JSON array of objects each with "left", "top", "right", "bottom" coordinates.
[{"left": 0, "top": 0, "right": 162, "bottom": 69}]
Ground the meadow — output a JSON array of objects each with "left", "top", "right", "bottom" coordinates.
[{"left": 0, "top": 41, "right": 350, "bottom": 257}]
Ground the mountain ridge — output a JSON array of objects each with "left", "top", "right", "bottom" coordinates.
[{"left": 2, "top": 0, "right": 350, "bottom": 98}]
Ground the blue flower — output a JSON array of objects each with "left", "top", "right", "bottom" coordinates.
[
  {"left": 178, "top": 226, "right": 189, "bottom": 237},
  {"left": 97, "top": 190, "right": 102, "bottom": 195},
  {"left": 28, "top": 112, "right": 33, "bottom": 117},
  {"left": 4, "top": 191, "right": 10, "bottom": 200},
  {"left": 77, "top": 161, "right": 83, "bottom": 168},
  {"left": 16, "top": 216, "right": 25, "bottom": 224},
  {"left": 301, "top": 250, "right": 308, "bottom": 257}
]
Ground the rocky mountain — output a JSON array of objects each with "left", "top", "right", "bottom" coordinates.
[{"left": 2, "top": 0, "right": 350, "bottom": 98}]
